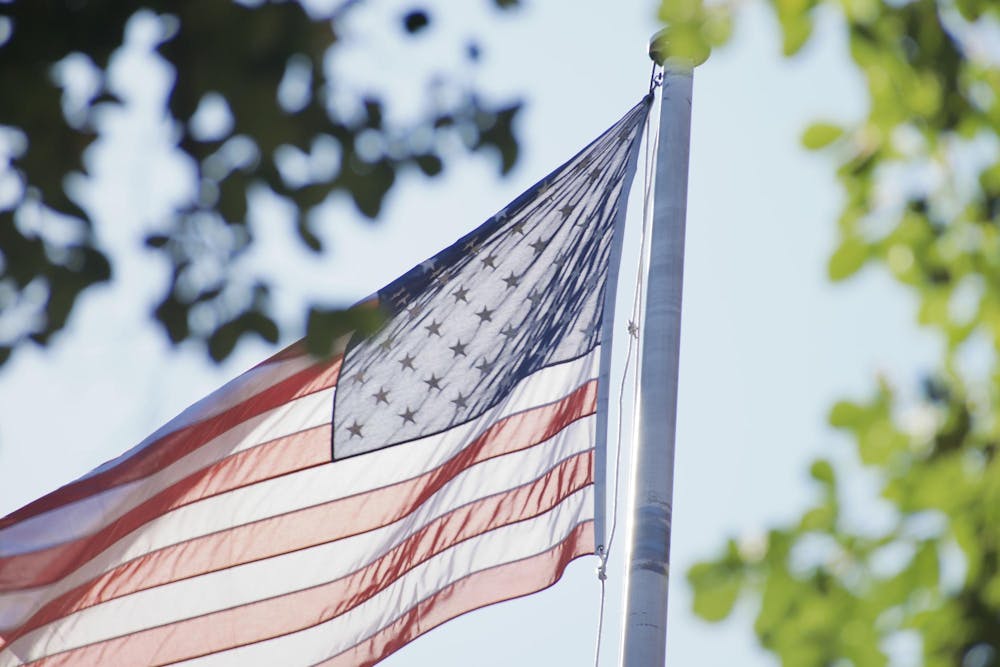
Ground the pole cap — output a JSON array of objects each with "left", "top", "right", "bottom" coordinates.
[{"left": 648, "top": 28, "right": 710, "bottom": 67}]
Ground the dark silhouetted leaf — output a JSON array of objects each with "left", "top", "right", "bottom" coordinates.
[
  {"left": 154, "top": 295, "right": 191, "bottom": 344},
  {"left": 296, "top": 215, "right": 323, "bottom": 253},
  {"left": 402, "top": 9, "right": 430, "bottom": 34},
  {"left": 474, "top": 103, "right": 521, "bottom": 175},
  {"left": 414, "top": 153, "right": 443, "bottom": 177},
  {"left": 0, "top": 0, "right": 524, "bottom": 367},
  {"left": 145, "top": 234, "right": 171, "bottom": 249}
]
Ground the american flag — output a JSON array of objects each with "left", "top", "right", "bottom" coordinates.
[{"left": 0, "top": 97, "right": 649, "bottom": 666}]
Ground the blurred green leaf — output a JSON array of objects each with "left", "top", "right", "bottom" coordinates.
[
  {"left": 809, "top": 459, "right": 835, "bottom": 484},
  {"left": 689, "top": 560, "right": 744, "bottom": 621},
  {"left": 802, "top": 122, "right": 844, "bottom": 150},
  {"left": 773, "top": 0, "right": 817, "bottom": 55},
  {"left": 829, "top": 400, "right": 869, "bottom": 429},
  {"left": 799, "top": 505, "right": 835, "bottom": 530},
  {"left": 828, "top": 237, "right": 869, "bottom": 280},
  {"left": 679, "top": 0, "right": 1000, "bottom": 660}
]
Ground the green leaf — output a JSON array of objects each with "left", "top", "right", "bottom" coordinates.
[
  {"left": 910, "top": 540, "right": 940, "bottom": 589},
  {"left": 917, "top": 288, "right": 950, "bottom": 328},
  {"left": 982, "top": 566, "right": 1000, "bottom": 607},
  {"left": 980, "top": 162, "right": 1000, "bottom": 196},
  {"left": 799, "top": 505, "right": 836, "bottom": 531},
  {"left": 829, "top": 400, "right": 868, "bottom": 429},
  {"left": 702, "top": 7, "right": 733, "bottom": 46},
  {"left": 688, "top": 561, "right": 744, "bottom": 621},
  {"left": 802, "top": 122, "right": 844, "bottom": 150},
  {"left": 810, "top": 459, "right": 835, "bottom": 484},
  {"left": 754, "top": 564, "right": 799, "bottom": 638},
  {"left": 776, "top": 11, "right": 814, "bottom": 56},
  {"left": 828, "top": 237, "right": 870, "bottom": 280},
  {"left": 857, "top": 418, "right": 907, "bottom": 465}
]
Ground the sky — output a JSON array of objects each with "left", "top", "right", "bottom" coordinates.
[{"left": 0, "top": 1, "right": 943, "bottom": 665}]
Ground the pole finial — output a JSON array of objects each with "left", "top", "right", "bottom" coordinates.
[{"left": 648, "top": 28, "right": 709, "bottom": 67}]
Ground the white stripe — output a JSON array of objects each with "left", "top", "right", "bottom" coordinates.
[
  {"left": 78, "top": 354, "right": 320, "bottom": 483},
  {"left": 184, "top": 488, "right": 593, "bottom": 667},
  {"left": 9, "top": 418, "right": 594, "bottom": 659},
  {"left": 0, "top": 495, "right": 590, "bottom": 667},
  {"left": 0, "top": 390, "right": 336, "bottom": 632},
  {"left": 0, "top": 349, "right": 598, "bottom": 634},
  {"left": 0, "top": 386, "right": 336, "bottom": 558}
]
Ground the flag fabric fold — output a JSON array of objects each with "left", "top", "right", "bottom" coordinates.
[{"left": 0, "top": 97, "right": 650, "bottom": 667}]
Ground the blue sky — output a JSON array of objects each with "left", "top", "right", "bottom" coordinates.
[{"left": 0, "top": 1, "right": 941, "bottom": 665}]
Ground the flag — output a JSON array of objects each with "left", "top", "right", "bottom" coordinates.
[{"left": 0, "top": 97, "right": 650, "bottom": 667}]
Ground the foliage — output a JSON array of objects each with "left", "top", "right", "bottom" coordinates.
[
  {"left": 679, "top": 0, "right": 1000, "bottom": 663},
  {"left": 0, "top": 0, "right": 520, "bottom": 365}
]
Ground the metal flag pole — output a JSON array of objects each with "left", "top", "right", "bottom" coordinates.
[{"left": 620, "top": 34, "right": 701, "bottom": 666}]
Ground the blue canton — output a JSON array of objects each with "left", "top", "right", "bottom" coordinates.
[{"left": 332, "top": 101, "right": 649, "bottom": 458}]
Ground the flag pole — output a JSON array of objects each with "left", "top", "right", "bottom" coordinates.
[{"left": 620, "top": 34, "right": 700, "bottom": 666}]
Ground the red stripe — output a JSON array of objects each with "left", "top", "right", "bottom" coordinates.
[
  {"left": 5, "top": 380, "right": 597, "bottom": 648},
  {"left": 0, "top": 356, "right": 342, "bottom": 530},
  {"left": 321, "top": 521, "right": 594, "bottom": 667},
  {"left": 0, "top": 425, "right": 333, "bottom": 591},
  {"left": 29, "top": 452, "right": 594, "bottom": 666}
]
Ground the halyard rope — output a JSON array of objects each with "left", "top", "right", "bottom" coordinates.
[{"left": 593, "top": 82, "right": 660, "bottom": 667}]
